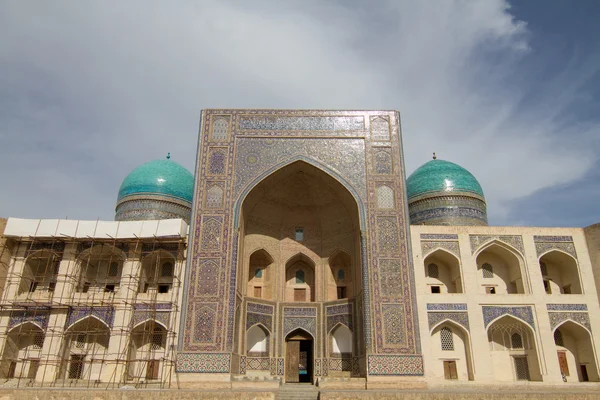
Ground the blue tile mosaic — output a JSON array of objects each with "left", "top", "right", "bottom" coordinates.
[{"left": 427, "top": 303, "right": 467, "bottom": 311}]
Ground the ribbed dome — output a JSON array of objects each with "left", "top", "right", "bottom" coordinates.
[
  {"left": 118, "top": 159, "right": 194, "bottom": 203},
  {"left": 406, "top": 159, "right": 484, "bottom": 201}
]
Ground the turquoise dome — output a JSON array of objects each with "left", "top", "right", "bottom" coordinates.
[
  {"left": 118, "top": 159, "right": 194, "bottom": 203},
  {"left": 406, "top": 159, "right": 484, "bottom": 200}
]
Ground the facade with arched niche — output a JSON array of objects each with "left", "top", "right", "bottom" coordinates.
[{"left": 0, "top": 109, "right": 600, "bottom": 391}]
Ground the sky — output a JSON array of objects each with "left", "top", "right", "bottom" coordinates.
[{"left": 0, "top": 0, "right": 598, "bottom": 227}]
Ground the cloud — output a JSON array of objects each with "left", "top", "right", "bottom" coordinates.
[{"left": 0, "top": 0, "right": 597, "bottom": 225}]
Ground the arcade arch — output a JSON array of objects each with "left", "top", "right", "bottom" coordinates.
[
  {"left": 476, "top": 242, "right": 527, "bottom": 294},
  {"left": 553, "top": 321, "right": 598, "bottom": 382}
]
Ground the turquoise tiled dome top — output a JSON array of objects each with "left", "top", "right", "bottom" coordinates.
[
  {"left": 406, "top": 159, "right": 484, "bottom": 201},
  {"left": 117, "top": 158, "right": 194, "bottom": 203}
]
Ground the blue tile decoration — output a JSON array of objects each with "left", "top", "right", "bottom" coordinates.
[
  {"left": 66, "top": 307, "right": 114, "bottom": 329},
  {"left": 547, "top": 304, "right": 587, "bottom": 311},
  {"left": 421, "top": 240, "right": 460, "bottom": 259},
  {"left": 314, "top": 359, "right": 322, "bottom": 376},
  {"left": 118, "top": 159, "right": 194, "bottom": 203},
  {"left": 427, "top": 303, "right": 467, "bottom": 311},
  {"left": 549, "top": 312, "right": 591, "bottom": 332},
  {"left": 407, "top": 159, "right": 484, "bottom": 200},
  {"left": 182, "top": 110, "right": 422, "bottom": 376},
  {"left": 534, "top": 237, "right": 577, "bottom": 259},
  {"left": 283, "top": 307, "right": 317, "bottom": 317},
  {"left": 382, "top": 304, "right": 406, "bottom": 345},
  {"left": 326, "top": 303, "right": 352, "bottom": 316},
  {"left": 470, "top": 235, "right": 525, "bottom": 255},
  {"left": 9, "top": 309, "right": 50, "bottom": 330},
  {"left": 132, "top": 303, "right": 171, "bottom": 329},
  {"left": 367, "top": 355, "right": 424, "bottom": 376},
  {"left": 421, "top": 234, "right": 459, "bottom": 240},
  {"left": 482, "top": 306, "right": 534, "bottom": 329},
  {"left": 244, "top": 357, "right": 270, "bottom": 371},
  {"left": 428, "top": 312, "right": 469, "bottom": 331},
  {"left": 247, "top": 302, "right": 274, "bottom": 315},
  {"left": 176, "top": 353, "right": 231, "bottom": 373},
  {"left": 534, "top": 235, "right": 573, "bottom": 242},
  {"left": 238, "top": 115, "right": 365, "bottom": 131},
  {"left": 246, "top": 312, "right": 273, "bottom": 332},
  {"left": 327, "top": 314, "right": 353, "bottom": 333}
]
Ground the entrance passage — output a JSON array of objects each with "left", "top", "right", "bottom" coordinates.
[{"left": 285, "top": 330, "right": 313, "bottom": 383}]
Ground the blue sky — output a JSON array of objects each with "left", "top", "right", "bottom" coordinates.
[{"left": 0, "top": 0, "right": 598, "bottom": 227}]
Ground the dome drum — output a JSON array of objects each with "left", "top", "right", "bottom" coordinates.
[
  {"left": 409, "top": 196, "right": 488, "bottom": 226},
  {"left": 115, "top": 196, "right": 192, "bottom": 224}
]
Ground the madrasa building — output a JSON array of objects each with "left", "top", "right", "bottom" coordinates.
[{"left": 0, "top": 109, "right": 600, "bottom": 394}]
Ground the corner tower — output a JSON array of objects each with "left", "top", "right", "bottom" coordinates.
[{"left": 406, "top": 156, "right": 488, "bottom": 226}]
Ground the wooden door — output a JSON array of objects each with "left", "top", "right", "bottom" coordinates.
[
  {"left": 286, "top": 341, "right": 300, "bottom": 383},
  {"left": 557, "top": 352, "right": 569, "bottom": 376},
  {"left": 146, "top": 360, "right": 159, "bottom": 380},
  {"left": 443, "top": 361, "right": 458, "bottom": 380}
]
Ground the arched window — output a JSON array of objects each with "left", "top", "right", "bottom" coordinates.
[
  {"left": 296, "top": 270, "right": 305, "bottom": 284},
  {"left": 332, "top": 325, "right": 353, "bottom": 354},
  {"left": 511, "top": 333, "right": 523, "bottom": 349},
  {"left": 150, "top": 327, "right": 164, "bottom": 350},
  {"left": 254, "top": 268, "right": 263, "bottom": 279},
  {"left": 440, "top": 327, "right": 454, "bottom": 351},
  {"left": 108, "top": 262, "right": 119, "bottom": 277},
  {"left": 554, "top": 329, "right": 564, "bottom": 346},
  {"left": 161, "top": 262, "right": 173, "bottom": 277},
  {"left": 428, "top": 263, "right": 439, "bottom": 278},
  {"left": 247, "top": 325, "right": 268, "bottom": 354},
  {"left": 337, "top": 269, "right": 345, "bottom": 280},
  {"left": 482, "top": 263, "right": 494, "bottom": 278}
]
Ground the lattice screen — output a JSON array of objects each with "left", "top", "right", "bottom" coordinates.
[
  {"left": 440, "top": 327, "right": 454, "bottom": 351},
  {"left": 514, "top": 357, "right": 530, "bottom": 380},
  {"left": 554, "top": 329, "right": 564, "bottom": 346},
  {"left": 482, "top": 263, "right": 494, "bottom": 278},
  {"left": 428, "top": 263, "right": 439, "bottom": 279}
]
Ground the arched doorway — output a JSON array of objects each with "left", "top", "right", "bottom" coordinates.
[
  {"left": 285, "top": 329, "right": 313, "bottom": 383},
  {"left": 553, "top": 321, "right": 599, "bottom": 382}
]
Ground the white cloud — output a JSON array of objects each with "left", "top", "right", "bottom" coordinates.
[{"left": 0, "top": 0, "right": 597, "bottom": 223}]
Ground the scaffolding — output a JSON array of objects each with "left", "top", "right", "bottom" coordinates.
[{"left": 0, "top": 222, "right": 185, "bottom": 389}]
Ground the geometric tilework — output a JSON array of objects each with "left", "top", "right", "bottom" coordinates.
[
  {"left": 247, "top": 302, "right": 274, "bottom": 315},
  {"left": 246, "top": 312, "right": 273, "bottom": 333},
  {"left": 428, "top": 312, "right": 469, "bottom": 331},
  {"left": 284, "top": 307, "right": 316, "bottom": 317},
  {"left": 371, "top": 117, "right": 391, "bottom": 141},
  {"left": 470, "top": 235, "right": 524, "bottom": 255},
  {"left": 326, "top": 303, "right": 352, "bottom": 316},
  {"left": 283, "top": 317, "right": 316, "bottom": 338},
  {"left": 244, "top": 357, "right": 270, "bottom": 371},
  {"left": 200, "top": 217, "right": 222, "bottom": 252},
  {"left": 194, "top": 304, "right": 217, "bottom": 343},
  {"left": 327, "top": 313, "right": 353, "bottom": 333},
  {"left": 533, "top": 235, "right": 573, "bottom": 242},
  {"left": 208, "top": 148, "right": 227, "bottom": 175},
  {"left": 535, "top": 241, "right": 577, "bottom": 259},
  {"left": 549, "top": 312, "right": 591, "bottom": 332},
  {"left": 382, "top": 304, "right": 406, "bottom": 345},
  {"left": 421, "top": 240, "right": 460, "bottom": 258},
  {"left": 378, "top": 259, "right": 403, "bottom": 297},
  {"left": 376, "top": 185, "right": 395, "bottom": 209},
  {"left": 66, "top": 306, "right": 115, "bottom": 329},
  {"left": 427, "top": 303, "right": 467, "bottom": 311},
  {"left": 547, "top": 304, "right": 587, "bottom": 311},
  {"left": 482, "top": 306, "right": 534, "bottom": 329},
  {"left": 8, "top": 309, "right": 50, "bottom": 330},
  {"left": 176, "top": 353, "right": 231, "bottom": 373},
  {"left": 367, "top": 355, "right": 424, "bottom": 376},
  {"left": 197, "top": 259, "right": 220, "bottom": 296},
  {"left": 421, "top": 234, "right": 459, "bottom": 240},
  {"left": 377, "top": 216, "right": 400, "bottom": 254},
  {"left": 373, "top": 148, "right": 393, "bottom": 175}
]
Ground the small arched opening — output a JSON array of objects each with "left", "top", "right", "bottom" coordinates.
[
  {"left": 19, "top": 250, "right": 60, "bottom": 297},
  {"left": 476, "top": 243, "right": 527, "bottom": 294},
  {"left": 553, "top": 321, "right": 599, "bottom": 382},
  {"left": 285, "top": 329, "right": 313, "bottom": 383},
  {"left": 328, "top": 324, "right": 353, "bottom": 376},
  {"left": 0, "top": 322, "right": 45, "bottom": 380},
  {"left": 424, "top": 249, "right": 463, "bottom": 294},
  {"left": 430, "top": 321, "right": 473, "bottom": 381},
  {"left": 285, "top": 254, "right": 315, "bottom": 302},
  {"left": 539, "top": 251, "right": 582, "bottom": 295},
  {"left": 328, "top": 251, "right": 353, "bottom": 300},
  {"left": 125, "top": 320, "right": 167, "bottom": 382},
  {"left": 487, "top": 315, "right": 541, "bottom": 381},
  {"left": 61, "top": 316, "right": 110, "bottom": 381},
  {"left": 246, "top": 324, "right": 270, "bottom": 357},
  {"left": 247, "top": 249, "right": 274, "bottom": 300},
  {"left": 76, "top": 245, "right": 124, "bottom": 295},
  {"left": 140, "top": 250, "right": 175, "bottom": 295}
]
